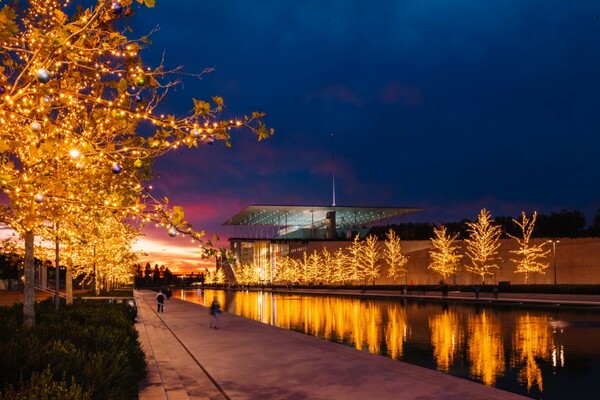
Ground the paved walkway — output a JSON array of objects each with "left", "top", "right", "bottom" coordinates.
[{"left": 134, "top": 289, "right": 535, "bottom": 400}]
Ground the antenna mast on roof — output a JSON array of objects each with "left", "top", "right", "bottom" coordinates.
[{"left": 331, "top": 132, "right": 336, "bottom": 207}]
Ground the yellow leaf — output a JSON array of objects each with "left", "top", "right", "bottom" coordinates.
[{"left": 53, "top": 9, "right": 67, "bottom": 24}]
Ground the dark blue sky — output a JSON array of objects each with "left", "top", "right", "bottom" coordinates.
[{"left": 129, "top": 0, "right": 600, "bottom": 261}]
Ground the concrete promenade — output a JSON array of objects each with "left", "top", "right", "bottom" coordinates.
[{"left": 134, "top": 289, "right": 540, "bottom": 400}]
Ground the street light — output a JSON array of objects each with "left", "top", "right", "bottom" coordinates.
[{"left": 549, "top": 239, "right": 560, "bottom": 285}]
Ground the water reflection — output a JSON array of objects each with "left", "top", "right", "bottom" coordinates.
[
  {"left": 512, "top": 314, "right": 551, "bottom": 393},
  {"left": 429, "top": 309, "right": 463, "bottom": 372},
  {"left": 176, "top": 289, "right": 600, "bottom": 399},
  {"left": 468, "top": 310, "right": 505, "bottom": 386}
]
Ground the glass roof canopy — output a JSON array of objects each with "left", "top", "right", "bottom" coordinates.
[{"left": 223, "top": 205, "right": 423, "bottom": 229}]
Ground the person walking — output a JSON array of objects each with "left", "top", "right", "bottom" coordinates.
[
  {"left": 209, "top": 297, "right": 221, "bottom": 329},
  {"left": 156, "top": 290, "right": 165, "bottom": 313}
]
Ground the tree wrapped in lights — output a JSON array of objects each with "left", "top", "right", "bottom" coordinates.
[
  {"left": 360, "top": 234, "right": 381, "bottom": 284},
  {"left": 465, "top": 208, "right": 502, "bottom": 284},
  {"left": 508, "top": 211, "right": 550, "bottom": 284},
  {"left": 304, "top": 250, "right": 321, "bottom": 284},
  {"left": 384, "top": 228, "right": 408, "bottom": 283},
  {"left": 346, "top": 234, "right": 364, "bottom": 283},
  {"left": 428, "top": 225, "right": 462, "bottom": 281},
  {"left": 0, "top": 0, "right": 271, "bottom": 326},
  {"left": 330, "top": 247, "right": 350, "bottom": 284}
]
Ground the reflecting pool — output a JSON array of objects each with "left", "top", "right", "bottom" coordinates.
[{"left": 176, "top": 289, "right": 600, "bottom": 399}]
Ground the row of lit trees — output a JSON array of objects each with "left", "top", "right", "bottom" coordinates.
[
  {"left": 430, "top": 209, "right": 550, "bottom": 284},
  {"left": 0, "top": 0, "right": 270, "bottom": 326},
  {"left": 233, "top": 209, "right": 550, "bottom": 285}
]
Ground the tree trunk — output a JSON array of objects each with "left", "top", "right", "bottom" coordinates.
[
  {"left": 66, "top": 257, "right": 73, "bottom": 305},
  {"left": 55, "top": 226, "right": 60, "bottom": 311},
  {"left": 23, "top": 229, "right": 35, "bottom": 327}
]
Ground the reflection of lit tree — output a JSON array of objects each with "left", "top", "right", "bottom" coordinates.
[
  {"left": 465, "top": 209, "right": 502, "bottom": 284},
  {"left": 384, "top": 229, "right": 408, "bottom": 283},
  {"left": 360, "top": 234, "right": 381, "bottom": 284},
  {"left": 429, "top": 310, "right": 463, "bottom": 372},
  {"left": 363, "top": 302, "right": 382, "bottom": 353},
  {"left": 468, "top": 310, "right": 505, "bottom": 386},
  {"left": 509, "top": 212, "right": 550, "bottom": 284},
  {"left": 428, "top": 225, "right": 462, "bottom": 281},
  {"left": 512, "top": 313, "right": 551, "bottom": 393},
  {"left": 385, "top": 304, "right": 407, "bottom": 359}
]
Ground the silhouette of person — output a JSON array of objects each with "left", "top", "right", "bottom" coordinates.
[
  {"left": 156, "top": 290, "right": 165, "bottom": 313},
  {"left": 209, "top": 298, "right": 221, "bottom": 329}
]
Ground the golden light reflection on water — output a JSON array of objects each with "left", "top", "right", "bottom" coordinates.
[
  {"left": 467, "top": 310, "right": 505, "bottom": 386},
  {"left": 180, "top": 289, "right": 407, "bottom": 357},
  {"left": 429, "top": 310, "right": 463, "bottom": 372},
  {"left": 512, "top": 314, "right": 552, "bottom": 393}
]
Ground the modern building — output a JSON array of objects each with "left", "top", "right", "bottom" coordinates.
[{"left": 222, "top": 204, "right": 422, "bottom": 282}]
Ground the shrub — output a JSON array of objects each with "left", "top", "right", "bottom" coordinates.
[
  {"left": 0, "top": 367, "right": 91, "bottom": 400},
  {"left": 0, "top": 299, "right": 147, "bottom": 400}
]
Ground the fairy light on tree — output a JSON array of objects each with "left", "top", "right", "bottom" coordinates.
[
  {"left": 508, "top": 211, "right": 550, "bottom": 284},
  {"left": 428, "top": 225, "right": 462, "bottom": 282},
  {"left": 465, "top": 208, "right": 502, "bottom": 284},
  {"left": 0, "top": 0, "right": 272, "bottom": 326},
  {"left": 331, "top": 247, "right": 349, "bottom": 284},
  {"left": 347, "top": 234, "right": 364, "bottom": 283},
  {"left": 361, "top": 234, "right": 381, "bottom": 285},
  {"left": 384, "top": 228, "right": 408, "bottom": 284}
]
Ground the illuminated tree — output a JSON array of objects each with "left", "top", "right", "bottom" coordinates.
[
  {"left": 384, "top": 229, "right": 408, "bottom": 283},
  {"left": 235, "top": 262, "right": 257, "bottom": 285},
  {"left": 320, "top": 247, "right": 334, "bottom": 283},
  {"left": 304, "top": 250, "right": 321, "bottom": 284},
  {"left": 465, "top": 208, "right": 502, "bottom": 284},
  {"left": 428, "top": 225, "right": 462, "bottom": 281},
  {"left": 274, "top": 255, "right": 295, "bottom": 285},
  {"left": 0, "top": 0, "right": 271, "bottom": 326},
  {"left": 347, "top": 234, "right": 364, "bottom": 283},
  {"left": 204, "top": 268, "right": 225, "bottom": 285},
  {"left": 330, "top": 247, "right": 349, "bottom": 284},
  {"left": 360, "top": 234, "right": 380, "bottom": 284},
  {"left": 508, "top": 212, "right": 550, "bottom": 284}
]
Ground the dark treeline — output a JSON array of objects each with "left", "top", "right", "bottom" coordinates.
[{"left": 369, "top": 209, "right": 600, "bottom": 240}]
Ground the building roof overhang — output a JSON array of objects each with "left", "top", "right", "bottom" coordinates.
[{"left": 223, "top": 204, "right": 423, "bottom": 227}]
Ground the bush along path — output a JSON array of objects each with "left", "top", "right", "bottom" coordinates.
[{"left": 0, "top": 299, "right": 147, "bottom": 400}]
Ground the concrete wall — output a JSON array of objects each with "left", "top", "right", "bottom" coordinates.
[{"left": 304, "top": 237, "right": 600, "bottom": 285}]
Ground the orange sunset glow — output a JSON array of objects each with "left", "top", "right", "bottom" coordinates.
[{"left": 134, "top": 226, "right": 221, "bottom": 273}]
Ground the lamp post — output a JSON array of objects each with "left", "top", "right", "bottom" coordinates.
[{"left": 550, "top": 239, "right": 560, "bottom": 285}]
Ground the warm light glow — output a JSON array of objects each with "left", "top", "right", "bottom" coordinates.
[
  {"left": 511, "top": 313, "right": 552, "bottom": 393},
  {"left": 467, "top": 310, "right": 505, "bottom": 386},
  {"left": 430, "top": 309, "right": 463, "bottom": 372}
]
